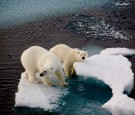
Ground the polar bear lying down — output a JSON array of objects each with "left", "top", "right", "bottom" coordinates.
[
  {"left": 21, "top": 46, "right": 68, "bottom": 87},
  {"left": 50, "top": 44, "right": 88, "bottom": 76}
]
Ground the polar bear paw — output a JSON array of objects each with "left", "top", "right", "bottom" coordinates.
[
  {"left": 28, "top": 78, "right": 39, "bottom": 84},
  {"left": 43, "top": 82, "right": 55, "bottom": 87},
  {"left": 60, "top": 82, "right": 68, "bottom": 87}
]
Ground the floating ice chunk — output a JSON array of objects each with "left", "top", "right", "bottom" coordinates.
[
  {"left": 15, "top": 73, "right": 68, "bottom": 111},
  {"left": 100, "top": 48, "right": 135, "bottom": 56},
  {"left": 115, "top": 2, "right": 130, "bottom": 6},
  {"left": 103, "top": 93, "right": 135, "bottom": 115},
  {"left": 74, "top": 54, "right": 135, "bottom": 115}
]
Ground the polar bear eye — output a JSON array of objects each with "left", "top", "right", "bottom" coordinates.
[
  {"left": 78, "top": 52, "right": 80, "bottom": 54},
  {"left": 44, "top": 71, "right": 47, "bottom": 73}
]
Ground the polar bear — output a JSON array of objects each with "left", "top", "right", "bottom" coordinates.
[
  {"left": 50, "top": 44, "right": 88, "bottom": 76},
  {"left": 21, "top": 46, "right": 68, "bottom": 86}
]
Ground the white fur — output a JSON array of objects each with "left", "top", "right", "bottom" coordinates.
[
  {"left": 21, "top": 46, "right": 68, "bottom": 86},
  {"left": 50, "top": 44, "right": 88, "bottom": 76}
]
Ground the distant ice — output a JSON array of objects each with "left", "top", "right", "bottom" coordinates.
[
  {"left": 67, "top": 15, "right": 132, "bottom": 41},
  {"left": 115, "top": 2, "right": 130, "bottom": 6},
  {"left": 15, "top": 73, "right": 68, "bottom": 111},
  {"left": 100, "top": 48, "right": 135, "bottom": 56},
  {"left": 74, "top": 54, "right": 135, "bottom": 115}
]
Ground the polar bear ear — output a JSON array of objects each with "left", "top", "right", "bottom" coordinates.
[
  {"left": 86, "top": 51, "right": 88, "bottom": 54},
  {"left": 85, "top": 51, "right": 88, "bottom": 57}
]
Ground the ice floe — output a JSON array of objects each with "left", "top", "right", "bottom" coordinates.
[
  {"left": 15, "top": 73, "right": 68, "bottom": 111},
  {"left": 115, "top": 2, "right": 130, "bottom": 7},
  {"left": 74, "top": 54, "right": 135, "bottom": 115},
  {"left": 100, "top": 48, "right": 135, "bottom": 56}
]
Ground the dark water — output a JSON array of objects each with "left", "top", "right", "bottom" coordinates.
[{"left": 15, "top": 76, "right": 112, "bottom": 115}]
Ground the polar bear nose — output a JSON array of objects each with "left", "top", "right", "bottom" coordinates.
[
  {"left": 82, "top": 57, "right": 85, "bottom": 60},
  {"left": 40, "top": 73, "right": 44, "bottom": 77}
]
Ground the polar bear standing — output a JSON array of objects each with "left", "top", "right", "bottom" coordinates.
[
  {"left": 50, "top": 44, "right": 88, "bottom": 76},
  {"left": 21, "top": 46, "right": 68, "bottom": 86}
]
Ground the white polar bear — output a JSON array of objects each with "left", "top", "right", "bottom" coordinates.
[
  {"left": 50, "top": 44, "right": 88, "bottom": 76},
  {"left": 21, "top": 46, "right": 68, "bottom": 86}
]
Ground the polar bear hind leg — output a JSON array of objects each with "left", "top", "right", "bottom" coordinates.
[
  {"left": 24, "top": 71, "right": 28, "bottom": 79},
  {"left": 26, "top": 69, "right": 39, "bottom": 83}
]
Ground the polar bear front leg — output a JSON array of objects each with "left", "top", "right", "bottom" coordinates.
[
  {"left": 64, "top": 60, "right": 72, "bottom": 77},
  {"left": 42, "top": 76, "right": 53, "bottom": 87},
  {"left": 56, "top": 68, "right": 68, "bottom": 86},
  {"left": 26, "top": 70, "right": 39, "bottom": 83}
]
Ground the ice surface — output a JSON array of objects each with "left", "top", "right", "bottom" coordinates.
[
  {"left": 100, "top": 48, "right": 135, "bottom": 56},
  {"left": 74, "top": 54, "right": 135, "bottom": 115},
  {"left": 15, "top": 47, "right": 135, "bottom": 115},
  {"left": 15, "top": 73, "right": 68, "bottom": 111}
]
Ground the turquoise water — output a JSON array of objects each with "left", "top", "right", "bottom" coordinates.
[
  {"left": 0, "top": 0, "right": 113, "bottom": 28},
  {"left": 15, "top": 76, "right": 112, "bottom": 115}
]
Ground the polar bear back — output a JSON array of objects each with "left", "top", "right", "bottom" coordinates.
[
  {"left": 21, "top": 46, "right": 48, "bottom": 70},
  {"left": 40, "top": 53, "right": 61, "bottom": 68},
  {"left": 50, "top": 44, "right": 72, "bottom": 63}
]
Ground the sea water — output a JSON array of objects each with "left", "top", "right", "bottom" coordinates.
[{"left": 0, "top": 0, "right": 113, "bottom": 28}]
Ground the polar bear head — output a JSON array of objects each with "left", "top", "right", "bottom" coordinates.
[
  {"left": 75, "top": 49, "right": 88, "bottom": 61},
  {"left": 39, "top": 63, "right": 57, "bottom": 77}
]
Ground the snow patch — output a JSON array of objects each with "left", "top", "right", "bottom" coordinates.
[
  {"left": 100, "top": 48, "right": 135, "bottom": 56},
  {"left": 15, "top": 73, "right": 68, "bottom": 111},
  {"left": 74, "top": 54, "right": 135, "bottom": 115},
  {"left": 103, "top": 94, "right": 135, "bottom": 115}
]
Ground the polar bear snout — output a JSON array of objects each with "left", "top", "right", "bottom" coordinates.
[
  {"left": 82, "top": 57, "right": 85, "bottom": 60},
  {"left": 40, "top": 71, "right": 47, "bottom": 77},
  {"left": 40, "top": 73, "right": 44, "bottom": 77}
]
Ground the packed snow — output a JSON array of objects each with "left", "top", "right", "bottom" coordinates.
[
  {"left": 15, "top": 73, "right": 68, "bottom": 111},
  {"left": 100, "top": 48, "right": 135, "bottom": 56},
  {"left": 74, "top": 54, "right": 135, "bottom": 115}
]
